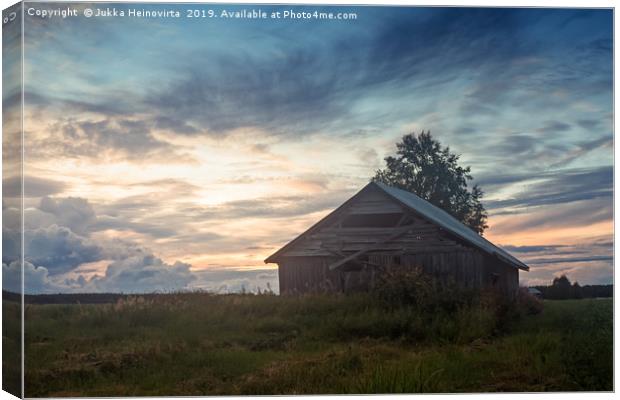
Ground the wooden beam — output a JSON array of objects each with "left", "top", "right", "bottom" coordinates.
[
  {"left": 328, "top": 224, "right": 416, "bottom": 271},
  {"left": 318, "top": 244, "right": 381, "bottom": 268}
]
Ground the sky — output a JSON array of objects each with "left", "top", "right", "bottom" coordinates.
[{"left": 2, "top": 3, "right": 613, "bottom": 293}]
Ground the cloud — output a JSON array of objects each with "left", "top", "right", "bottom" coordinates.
[
  {"left": 153, "top": 116, "right": 200, "bottom": 135},
  {"left": 484, "top": 166, "right": 612, "bottom": 210},
  {"left": 50, "top": 262, "right": 280, "bottom": 295},
  {"left": 24, "top": 90, "right": 130, "bottom": 117},
  {"left": 3, "top": 195, "right": 205, "bottom": 293},
  {"left": 486, "top": 134, "right": 539, "bottom": 157},
  {"left": 48, "top": 118, "right": 183, "bottom": 161},
  {"left": 526, "top": 255, "right": 613, "bottom": 265},
  {"left": 537, "top": 120, "right": 572, "bottom": 133},
  {"left": 492, "top": 197, "right": 612, "bottom": 234},
  {"left": 2, "top": 261, "right": 22, "bottom": 293},
  {"left": 576, "top": 119, "right": 601, "bottom": 130},
  {"left": 93, "top": 216, "right": 179, "bottom": 239},
  {"left": 13, "top": 7, "right": 614, "bottom": 290},
  {"left": 24, "top": 224, "right": 103, "bottom": 275},
  {"left": 128, "top": 178, "right": 201, "bottom": 195},
  {"left": 3, "top": 176, "right": 66, "bottom": 198},
  {"left": 90, "top": 183, "right": 352, "bottom": 255},
  {"left": 192, "top": 268, "right": 279, "bottom": 294},
  {"left": 550, "top": 136, "right": 613, "bottom": 168},
  {"left": 521, "top": 259, "right": 612, "bottom": 287},
  {"left": 39, "top": 196, "right": 97, "bottom": 235},
  {"left": 141, "top": 8, "right": 547, "bottom": 137},
  {"left": 202, "top": 193, "right": 345, "bottom": 220},
  {"left": 27, "top": 194, "right": 185, "bottom": 240},
  {"left": 3, "top": 256, "right": 199, "bottom": 295},
  {"left": 145, "top": 51, "right": 352, "bottom": 137},
  {"left": 502, "top": 244, "right": 570, "bottom": 253},
  {"left": 2, "top": 261, "right": 66, "bottom": 294},
  {"left": 5, "top": 193, "right": 283, "bottom": 293},
  {"left": 23, "top": 114, "right": 195, "bottom": 163},
  {"left": 505, "top": 236, "right": 612, "bottom": 286},
  {"left": 87, "top": 255, "right": 195, "bottom": 293}
]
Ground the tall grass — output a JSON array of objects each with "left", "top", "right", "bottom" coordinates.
[
  {"left": 3, "top": 300, "right": 22, "bottom": 396},
  {"left": 20, "top": 287, "right": 611, "bottom": 396}
]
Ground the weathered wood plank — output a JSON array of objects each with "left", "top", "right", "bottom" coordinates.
[
  {"left": 328, "top": 224, "right": 421, "bottom": 270},
  {"left": 347, "top": 203, "right": 404, "bottom": 214}
]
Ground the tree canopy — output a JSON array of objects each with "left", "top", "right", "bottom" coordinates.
[
  {"left": 373, "top": 131, "right": 488, "bottom": 234},
  {"left": 544, "top": 275, "right": 585, "bottom": 300}
]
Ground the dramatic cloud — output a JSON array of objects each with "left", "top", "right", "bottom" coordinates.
[
  {"left": 9, "top": 6, "right": 613, "bottom": 291},
  {"left": 87, "top": 255, "right": 195, "bottom": 293},
  {"left": 24, "top": 225, "right": 102, "bottom": 275},
  {"left": 4, "top": 194, "right": 284, "bottom": 294},
  {"left": 484, "top": 166, "right": 612, "bottom": 210},
  {"left": 3, "top": 176, "right": 67, "bottom": 198},
  {"left": 551, "top": 136, "right": 613, "bottom": 167},
  {"left": 3, "top": 261, "right": 58, "bottom": 294},
  {"left": 26, "top": 116, "right": 193, "bottom": 162},
  {"left": 39, "top": 196, "right": 97, "bottom": 235},
  {"left": 502, "top": 236, "right": 613, "bottom": 287}
]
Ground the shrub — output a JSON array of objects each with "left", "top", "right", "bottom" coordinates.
[
  {"left": 516, "top": 287, "right": 544, "bottom": 316},
  {"left": 373, "top": 267, "right": 435, "bottom": 309},
  {"left": 372, "top": 267, "right": 477, "bottom": 313},
  {"left": 371, "top": 268, "right": 503, "bottom": 343}
]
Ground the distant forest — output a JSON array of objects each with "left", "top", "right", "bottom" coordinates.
[
  {"left": 3, "top": 291, "right": 143, "bottom": 304},
  {"left": 3, "top": 274, "right": 612, "bottom": 304},
  {"left": 533, "top": 275, "right": 613, "bottom": 300}
]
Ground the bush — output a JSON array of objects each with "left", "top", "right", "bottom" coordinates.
[
  {"left": 373, "top": 267, "right": 477, "bottom": 313},
  {"left": 516, "top": 287, "right": 544, "bottom": 316},
  {"left": 371, "top": 268, "right": 504, "bottom": 343},
  {"left": 373, "top": 267, "right": 435, "bottom": 309}
]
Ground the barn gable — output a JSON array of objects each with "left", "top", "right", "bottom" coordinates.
[{"left": 265, "top": 182, "right": 528, "bottom": 272}]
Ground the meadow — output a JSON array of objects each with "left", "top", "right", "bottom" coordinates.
[{"left": 11, "top": 288, "right": 613, "bottom": 396}]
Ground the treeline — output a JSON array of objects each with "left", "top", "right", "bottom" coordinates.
[
  {"left": 3, "top": 291, "right": 158, "bottom": 304},
  {"left": 534, "top": 275, "right": 613, "bottom": 300}
]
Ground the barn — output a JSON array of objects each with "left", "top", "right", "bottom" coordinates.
[{"left": 265, "top": 181, "right": 528, "bottom": 296}]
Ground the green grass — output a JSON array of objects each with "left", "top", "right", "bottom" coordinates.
[
  {"left": 3, "top": 300, "right": 22, "bottom": 397},
  {"left": 21, "top": 294, "right": 612, "bottom": 396}
]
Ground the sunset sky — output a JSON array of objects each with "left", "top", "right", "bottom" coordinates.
[{"left": 2, "top": 4, "right": 613, "bottom": 293}]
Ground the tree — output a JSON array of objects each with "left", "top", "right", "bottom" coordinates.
[
  {"left": 548, "top": 275, "right": 572, "bottom": 299},
  {"left": 373, "top": 131, "right": 488, "bottom": 234},
  {"left": 572, "top": 282, "right": 584, "bottom": 299}
]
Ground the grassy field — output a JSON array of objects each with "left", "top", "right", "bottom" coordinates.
[{"left": 16, "top": 292, "right": 613, "bottom": 396}]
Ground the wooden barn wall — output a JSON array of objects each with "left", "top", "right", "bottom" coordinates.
[
  {"left": 481, "top": 254, "right": 519, "bottom": 296},
  {"left": 368, "top": 251, "right": 486, "bottom": 289},
  {"left": 277, "top": 250, "right": 519, "bottom": 296},
  {"left": 278, "top": 257, "right": 341, "bottom": 294}
]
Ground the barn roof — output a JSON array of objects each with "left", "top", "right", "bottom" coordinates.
[
  {"left": 373, "top": 182, "right": 528, "bottom": 271},
  {"left": 265, "top": 181, "right": 529, "bottom": 271}
]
